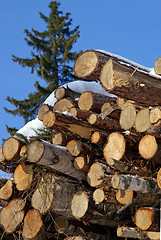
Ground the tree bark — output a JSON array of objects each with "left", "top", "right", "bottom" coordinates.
[
  {"left": 69, "top": 107, "right": 91, "bottom": 121},
  {"left": 43, "top": 110, "right": 109, "bottom": 140},
  {"left": 100, "top": 58, "right": 161, "bottom": 107},
  {"left": 117, "top": 226, "right": 160, "bottom": 239},
  {"left": 27, "top": 140, "right": 84, "bottom": 180},
  {"left": 111, "top": 174, "right": 160, "bottom": 193}
]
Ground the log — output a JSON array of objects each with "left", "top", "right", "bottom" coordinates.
[
  {"left": 78, "top": 91, "right": 116, "bottom": 113},
  {"left": 138, "top": 134, "right": 161, "bottom": 163},
  {"left": 154, "top": 57, "right": 161, "bottom": 75},
  {"left": 117, "top": 226, "right": 160, "bottom": 239},
  {"left": 91, "top": 131, "right": 107, "bottom": 145},
  {"left": 88, "top": 113, "right": 121, "bottom": 131},
  {"left": 100, "top": 58, "right": 161, "bottom": 107},
  {"left": 54, "top": 86, "right": 80, "bottom": 100},
  {"left": 107, "top": 158, "right": 149, "bottom": 177},
  {"left": 135, "top": 207, "right": 159, "bottom": 231},
  {"left": 14, "top": 163, "right": 33, "bottom": 191},
  {"left": 0, "top": 148, "right": 5, "bottom": 162},
  {"left": 71, "top": 190, "right": 89, "bottom": 219},
  {"left": 111, "top": 174, "right": 159, "bottom": 193},
  {"left": 22, "top": 209, "right": 45, "bottom": 240},
  {"left": 27, "top": 140, "right": 84, "bottom": 180},
  {"left": 20, "top": 145, "right": 27, "bottom": 158},
  {"left": 0, "top": 179, "right": 13, "bottom": 200},
  {"left": 0, "top": 199, "right": 25, "bottom": 233},
  {"left": 93, "top": 188, "right": 118, "bottom": 205},
  {"left": 31, "top": 173, "right": 55, "bottom": 214},
  {"left": 119, "top": 104, "right": 136, "bottom": 130},
  {"left": 103, "top": 132, "right": 126, "bottom": 162},
  {"left": 54, "top": 98, "right": 77, "bottom": 113},
  {"left": 100, "top": 103, "right": 120, "bottom": 119},
  {"left": 69, "top": 107, "right": 91, "bottom": 121},
  {"left": 2, "top": 137, "right": 23, "bottom": 161},
  {"left": 74, "top": 155, "right": 93, "bottom": 172},
  {"left": 64, "top": 237, "right": 85, "bottom": 240},
  {"left": 37, "top": 104, "right": 53, "bottom": 121},
  {"left": 43, "top": 110, "right": 109, "bottom": 140},
  {"left": 52, "top": 131, "right": 73, "bottom": 146},
  {"left": 150, "top": 106, "right": 161, "bottom": 124},
  {"left": 157, "top": 168, "right": 161, "bottom": 189},
  {"left": 73, "top": 50, "right": 110, "bottom": 80},
  {"left": 54, "top": 216, "right": 68, "bottom": 234},
  {"left": 135, "top": 108, "right": 151, "bottom": 132},
  {"left": 66, "top": 140, "right": 101, "bottom": 157},
  {"left": 87, "top": 162, "right": 112, "bottom": 187},
  {"left": 115, "top": 189, "right": 133, "bottom": 205}
]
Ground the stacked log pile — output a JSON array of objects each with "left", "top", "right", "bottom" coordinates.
[{"left": 0, "top": 49, "right": 161, "bottom": 239}]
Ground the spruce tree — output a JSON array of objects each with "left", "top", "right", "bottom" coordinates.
[{"left": 5, "top": 1, "right": 81, "bottom": 133}]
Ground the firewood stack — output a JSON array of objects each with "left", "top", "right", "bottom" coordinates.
[{"left": 1, "top": 50, "right": 161, "bottom": 240}]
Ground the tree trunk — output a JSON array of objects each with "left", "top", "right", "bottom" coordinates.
[
  {"left": 100, "top": 58, "right": 161, "bottom": 107},
  {"left": 27, "top": 140, "right": 84, "bottom": 180},
  {"left": 134, "top": 207, "right": 160, "bottom": 231},
  {"left": 78, "top": 91, "right": 116, "bottom": 113},
  {"left": 54, "top": 86, "right": 81, "bottom": 100}
]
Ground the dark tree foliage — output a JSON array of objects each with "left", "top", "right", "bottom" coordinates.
[{"left": 4, "top": 1, "right": 81, "bottom": 131}]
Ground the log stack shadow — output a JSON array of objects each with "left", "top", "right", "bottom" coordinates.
[{"left": 1, "top": 50, "right": 161, "bottom": 239}]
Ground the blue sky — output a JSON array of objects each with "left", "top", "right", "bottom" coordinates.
[{"left": 1, "top": 0, "right": 161, "bottom": 146}]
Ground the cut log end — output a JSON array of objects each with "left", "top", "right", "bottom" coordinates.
[
  {"left": 120, "top": 104, "right": 136, "bottom": 130},
  {"left": 135, "top": 208, "right": 154, "bottom": 231},
  {"left": 54, "top": 98, "right": 76, "bottom": 113},
  {"left": 43, "top": 110, "right": 56, "bottom": 129},
  {"left": 66, "top": 140, "right": 82, "bottom": 157},
  {"left": 157, "top": 168, "right": 161, "bottom": 189},
  {"left": 22, "top": 209, "right": 43, "bottom": 239},
  {"left": 116, "top": 189, "right": 133, "bottom": 205},
  {"left": 74, "top": 51, "right": 98, "bottom": 79},
  {"left": 0, "top": 179, "right": 13, "bottom": 200},
  {"left": 93, "top": 188, "right": 105, "bottom": 204},
  {"left": 100, "top": 58, "right": 114, "bottom": 90},
  {"left": 87, "top": 162, "right": 104, "bottom": 187},
  {"left": 27, "top": 140, "right": 44, "bottom": 163},
  {"left": 139, "top": 135, "right": 158, "bottom": 160},
  {"left": 103, "top": 132, "right": 126, "bottom": 161},
  {"left": 111, "top": 175, "right": 120, "bottom": 189},
  {"left": 37, "top": 104, "right": 52, "bottom": 121},
  {"left": 54, "top": 86, "right": 66, "bottom": 99},
  {"left": 78, "top": 91, "right": 94, "bottom": 111},
  {"left": 150, "top": 106, "right": 161, "bottom": 124},
  {"left": 2, "top": 137, "right": 22, "bottom": 161},
  {"left": 154, "top": 57, "right": 161, "bottom": 75},
  {"left": 135, "top": 108, "right": 151, "bottom": 133},
  {"left": 71, "top": 191, "right": 89, "bottom": 219}
]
